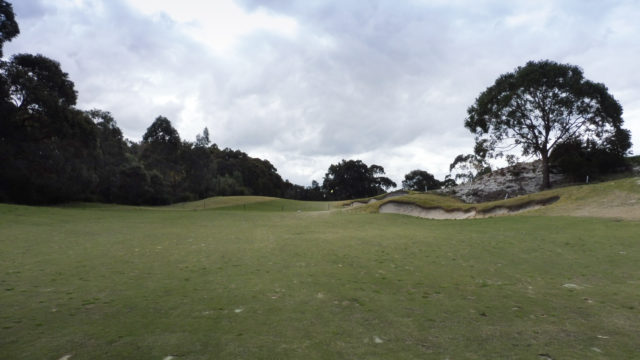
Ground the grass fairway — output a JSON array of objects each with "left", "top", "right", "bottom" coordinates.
[{"left": 1, "top": 198, "right": 640, "bottom": 358}]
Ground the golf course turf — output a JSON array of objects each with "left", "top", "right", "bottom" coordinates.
[{"left": 1, "top": 179, "right": 639, "bottom": 359}]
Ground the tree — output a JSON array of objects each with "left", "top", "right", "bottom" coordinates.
[
  {"left": 441, "top": 177, "right": 457, "bottom": 189},
  {"left": 402, "top": 170, "right": 442, "bottom": 191},
  {"left": 0, "top": 54, "right": 98, "bottom": 203},
  {"left": 3, "top": 54, "right": 77, "bottom": 120},
  {"left": 448, "top": 153, "right": 491, "bottom": 184},
  {"left": 140, "top": 116, "right": 183, "bottom": 202},
  {"left": 465, "top": 60, "right": 630, "bottom": 189},
  {"left": 551, "top": 128, "right": 632, "bottom": 182},
  {"left": 306, "top": 180, "right": 324, "bottom": 200},
  {"left": 181, "top": 140, "right": 217, "bottom": 199},
  {"left": 0, "top": 1, "right": 19, "bottom": 57},
  {"left": 87, "top": 109, "right": 136, "bottom": 202},
  {"left": 142, "top": 116, "right": 180, "bottom": 145},
  {"left": 322, "top": 159, "right": 396, "bottom": 200},
  {"left": 195, "top": 127, "right": 210, "bottom": 147}
]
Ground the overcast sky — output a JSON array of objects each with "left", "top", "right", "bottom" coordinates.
[{"left": 5, "top": 0, "right": 640, "bottom": 187}]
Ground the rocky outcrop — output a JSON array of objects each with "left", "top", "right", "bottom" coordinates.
[{"left": 442, "top": 161, "right": 565, "bottom": 203}]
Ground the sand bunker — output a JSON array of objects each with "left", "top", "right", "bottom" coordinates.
[
  {"left": 379, "top": 197, "right": 558, "bottom": 220},
  {"left": 380, "top": 202, "right": 476, "bottom": 219}
]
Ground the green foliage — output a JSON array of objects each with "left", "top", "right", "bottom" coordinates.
[
  {"left": 142, "top": 115, "right": 180, "bottom": 146},
  {"left": 139, "top": 116, "right": 183, "bottom": 201},
  {"left": 448, "top": 153, "right": 491, "bottom": 184},
  {"left": 551, "top": 135, "right": 630, "bottom": 182},
  {"left": 87, "top": 109, "right": 133, "bottom": 202},
  {"left": 322, "top": 159, "right": 397, "bottom": 200},
  {"left": 212, "top": 147, "right": 285, "bottom": 197},
  {"left": 195, "top": 127, "right": 210, "bottom": 147},
  {"left": 0, "top": 2, "right": 310, "bottom": 205},
  {"left": 441, "top": 177, "right": 457, "bottom": 188},
  {"left": 5, "top": 54, "right": 77, "bottom": 113},
  {"left": 627, "top": 155, "right": 640, "bottom": 167},
  {"left": 0, "top": 0, "right": 19, "bottom": 57},
  {"left": 180, "top": 142, "right": 216, "bottom": 198},
  {"left": 0, "top": 54, "right": 98, "bottom": 204},
  {"left": 402, "top": 169, "right": 442, "bottom": 191},
  {"left": 465, "top": 60, "right": 631, "bottom": 188}
]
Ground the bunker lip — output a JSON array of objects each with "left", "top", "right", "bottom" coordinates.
[
  {"left": 345, "top": 190, "right": 410, "bottom": 208},
  {"left": 379, "top": 196, "right": 559, "bottom": 219},
  {"left": 382, "top": 190, "right": 409, "bottom": 199}
]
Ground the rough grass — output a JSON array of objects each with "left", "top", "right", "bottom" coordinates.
[{"left": 1, "top": 179, "right": 640, "bottom": 359}]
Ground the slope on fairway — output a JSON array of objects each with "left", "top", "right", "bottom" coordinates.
[{"left": 169, "top": 196, "right": 338, "bottom": 212}]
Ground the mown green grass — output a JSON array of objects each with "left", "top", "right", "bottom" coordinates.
[
  {"left": 1, "top": 197, "right": 639, "bottom": 359},
  {"left": 169, "top": 196, "right": 339, "bottom": 212}
]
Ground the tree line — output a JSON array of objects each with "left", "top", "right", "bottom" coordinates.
[
  {"left": 0, "top": 1, "right": 634, "bottom": 204},
  {"left": 0, "top": 1, "right": 401, "bottom": 204},
  {"left": 0, "top": 47, "right": 399, "bottom": 205},
  {"left": 8, "top": 2, "right": 286, "bottom": 204}
]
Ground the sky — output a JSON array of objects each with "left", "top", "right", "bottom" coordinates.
[{"left": 5, "top": 0, "right": 640, "bottom": 187}]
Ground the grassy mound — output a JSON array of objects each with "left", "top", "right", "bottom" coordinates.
[
  {"left": 169, "top": 196, "right": 340, "bottom": 212},
  {"left": 348, "top": 176, "right": 640, "bottom": 220}
]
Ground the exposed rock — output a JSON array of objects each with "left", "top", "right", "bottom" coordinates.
[{"left": 442, "top": 161, "right": 566, "bottom": 203}]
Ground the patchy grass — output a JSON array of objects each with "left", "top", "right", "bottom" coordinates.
[
  {"left": 1, "top": 185, "right": 640, "bottom": 359},
  {"left": 534, "top": 177, "right": 640, "bottom": 220}
]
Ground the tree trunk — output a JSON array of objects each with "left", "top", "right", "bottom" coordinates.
[{"left": 541, "top": 151, "right": 551, "bottom": 189}]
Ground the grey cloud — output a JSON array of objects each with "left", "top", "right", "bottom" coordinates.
[
  {"left": 6, "top": 0, "right": 220, "bottom": 138},
  {"left": 10, "top": 0, "right": 49, "bottom": 19},
  {"left": 4, "top": 0, "right": 639, "bottom": 186}
]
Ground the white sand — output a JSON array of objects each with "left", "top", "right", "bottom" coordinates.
[
  {"left": 379, "top": 201, "right": 549, "bottom": 220},
  {"left": 379, "top": 202, "right": 476, "bottom": 219}
]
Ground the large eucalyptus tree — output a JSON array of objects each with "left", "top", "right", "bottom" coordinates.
[{"left": 465, "top": 60, "right": 629, "bottom": 188}]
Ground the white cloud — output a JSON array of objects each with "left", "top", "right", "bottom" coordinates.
[
  {"left": 5, "top": 0, "right": 640, "bottom": 187},
  {"left": 125, "top": 0, "right": 298, "bottom": 53}
]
